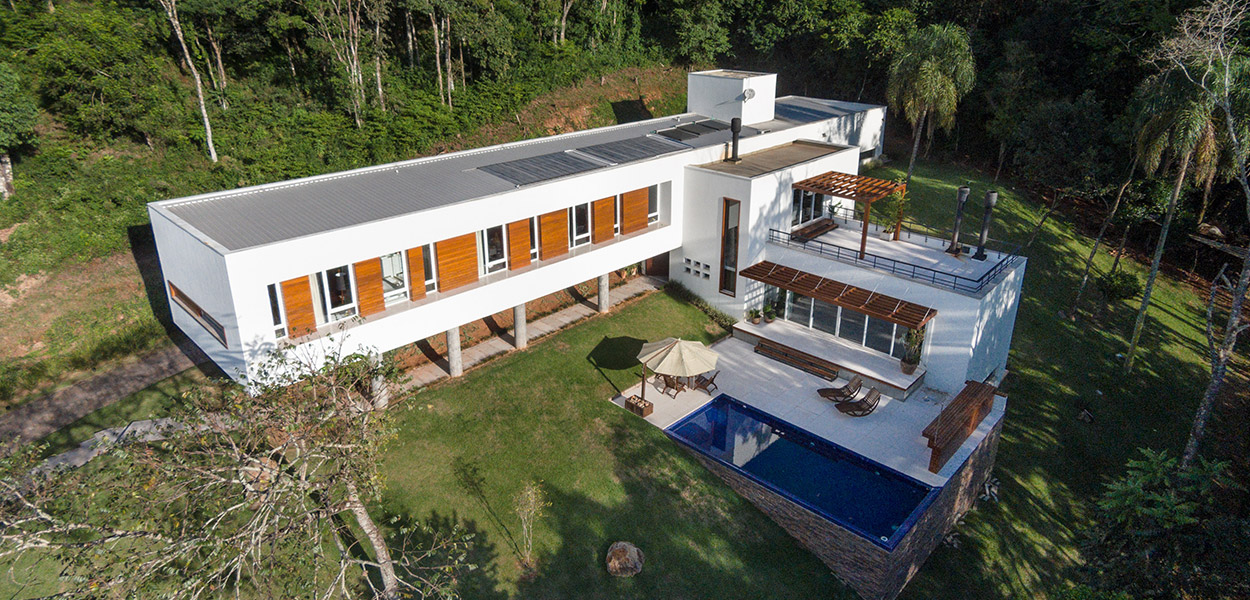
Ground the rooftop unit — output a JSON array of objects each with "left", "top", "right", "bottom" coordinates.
[{"left": 687, "top": 69, "right": 777, "bottom": 126}]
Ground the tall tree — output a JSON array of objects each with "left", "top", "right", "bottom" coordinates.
[
  {"left": 1153, "top": 0, "right": 1250, "bottom": 468},
  {"left": 0, "top": 63, "right": 37, "bottom": 200},
  {"left": 1123, "top": 71, "right": 1220, "bottom": 372},
  {"left": 157, "top": 0, "right": 219, "bottom": 162},
  {"left": 983, "top": 40, "right": 1040, "bottom": 182},
  {"left": 886, "top": 23, "right": 975, "bottom": 185}
]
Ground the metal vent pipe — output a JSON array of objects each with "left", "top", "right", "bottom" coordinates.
[
  {"left": 946, "top": 185, "right": 971, "bottom": 254},
  {"left": 973, "top": 190, "right": 998, "bottom": 261},
  {"left": 726, "top": 117, "right": 742, "bottom": 163}
]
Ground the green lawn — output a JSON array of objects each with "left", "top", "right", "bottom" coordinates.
[{"left": 379, "top": 291, "right": 850, "bottom": 599}]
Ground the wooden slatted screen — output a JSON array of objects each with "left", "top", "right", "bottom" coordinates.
[
  {"left": 591, "top": 197, "right": 615, "bottom": 244},
  {"left": 281, "top": 276, "right": 317, "bottom": 338},
  {"left": 620, "top": 188, "right": 649, "bottom": 235},
  {"left": 539, "top": 210, "right": 568, "bottom": 260},
  {"left": 354, "top": 257, "right": 386, "bottom": 317},
  {"left": 435, "top": 233, "right": 479, "bottom": 292},
  {"left": 507, "top": 219, "right": 532, "bottom": 270},
  {"left": 406, "top": 247, "right": 426, "bottom": 300},
  {"left": 922, "top": 381, "right": 997, "bottom": 473}
]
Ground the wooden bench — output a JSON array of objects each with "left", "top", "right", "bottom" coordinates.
[
  {"left": 754, "top": 338, "right": 841, "bottom": 381},
  {"left": 791, "top": 218, "right": 840, "bottom": 243},
  {"left": 922, "top": 380, "right": 997, "bottom": 473}
]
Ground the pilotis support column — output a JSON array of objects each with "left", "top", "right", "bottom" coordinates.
[
  {"left": 513, "top": 304, "right": 528, "bottom": 349},
  {"left": 597, "top": 274, "right": 610, "bottom": 313},
  {"left": 446, "top": 326, "right": 462, "bottom": 377},
  {"left": 370, "top": 353, "right": 390, "bottom": 410}
]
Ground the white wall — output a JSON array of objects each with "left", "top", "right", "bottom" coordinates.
[
  {"left": 687, "top": 71, "right": 777, "bottom": 125},
  {"left": 966, "top": 260, "right": 1026, "bottom": 384},
  {"left": 148, "top": 209, "right": 248, "bottom": 377}
]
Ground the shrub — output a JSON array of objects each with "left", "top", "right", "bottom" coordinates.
[
  {"left": 1097, "top": 271, "right": 1142, "bottom": 305},
  {"left": 663, "top": 281, "right": 736, "bottom": 331}
]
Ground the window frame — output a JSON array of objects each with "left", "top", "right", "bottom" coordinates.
[
  {"left": 169, "top": 282, "right": 228, "bottom": 348},
  {"left": 529, "top": 217, "right": 540, "bottom": 260},
  {"left": 719, "top": 197, "right": 740, "bottom": 297},
  {"left": 421, "top": 244, "right": 438, "bottom": 292},
  {"left": 379, "top": 251, "right": 410, "bottom": 306},
  {"left": 791, "top": 189, "right": 824, "bottom": 229},
  {"left": 267, "top": 283, "right": 287, "bottom": 339},
  {"left": 315, "top": 265, "right": 358, "bottom": 323},
  {"left": 647, "top": 186, "right": 660, "bottom": 224},
  {"left": 569, "top": 202, "right": 592, "bottom": 248},
  {"left": 478, "top": 225, "right": 508, "bottom": 275}
]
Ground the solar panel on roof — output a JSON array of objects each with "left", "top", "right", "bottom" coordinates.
[
  {"left": 478, "top": 151, "right": 602, "bottom": 186},
  {"left": 677, "top": 122, "right": 718, "bottom": 135},
  {"left": 699, "top": 119, "right": 731, "bottom": 130},
  {"left": 657, "top": 128, "right": 698, "bottom": 141},
  {"left": 576, "top": 135, "right": 687, "bottom": 164}
]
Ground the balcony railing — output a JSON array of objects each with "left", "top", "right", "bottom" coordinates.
[{"left": 767, "top": 226, "right": 1023, "bottom": 295}]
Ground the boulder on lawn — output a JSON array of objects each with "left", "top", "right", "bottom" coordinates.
[{"left": 605, "top": 541, "right": 644, "bottom": 577}]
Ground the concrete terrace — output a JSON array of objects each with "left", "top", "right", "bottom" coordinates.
[{"left": 611, "top": 336, "right": 1005, "bottom": 487}]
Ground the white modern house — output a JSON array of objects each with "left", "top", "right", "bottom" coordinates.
[{"left": 150, "top": 69, "right": 1025, "bottom": 600}]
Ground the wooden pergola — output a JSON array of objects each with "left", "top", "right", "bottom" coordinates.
[
  {"left": 739, "top": 261, "right": 937, "bottom": 330},
  {"left": 793, "top": 171, "right": 905, "bottom": 259}
]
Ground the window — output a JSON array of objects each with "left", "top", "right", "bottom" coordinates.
[
  {"left": 529, "top": 217, "right": 539, "bottom": 260},
  {"left": 479, "top": 225, "right": 507, "bottom": 274},
  {"left": 614, "top": 195, "right": 622, "bottom": 234},
  {"left": 647, "top": 186, "right": 660, "bottom": 224},
  {"left": 169, "top": 282, "right": 227, "bottom": 347},
  {"left": 865, "top": 316, "right": 896, "bottom": 355},
  {"left": 785, "top": 293, "right": 912, "bottom": 357},
  {"left": 267, "top": 283, "right": 286, "bottom": 339},
  {"left": 791, "top": 189, "right": 823, "bottom": 228},
  {"left": 314, "top": 265, "right": 357, "bottom": 323},
  {"left": 785, "top": 292, "right": 812, "bottom": 327},
  {"left": 837, "top": 308, "right": 866, "bottom": 345},
  {"left": 812, "top": 300, "right": 840, "bottom": 337},
  {"left": 421, "top": 244, "right": 437, "bottom": 292},
  {"left": 569, "top": 202, "right": 591, "bottom": 248},
  {"left": 380, "top": 251, "right": 409, "bottom": 306},
  {"left": 720, "top": 198, "right": 740, "bottom": 296}
]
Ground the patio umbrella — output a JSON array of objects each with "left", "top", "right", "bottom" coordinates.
[{"left": 635, "top": 338, "right": 719, "bottom": 400}]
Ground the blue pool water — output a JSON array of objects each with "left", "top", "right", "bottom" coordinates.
[{"left": 667, "top": 395, "right": 937, "bottom": 549}]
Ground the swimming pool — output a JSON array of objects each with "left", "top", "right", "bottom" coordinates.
[{"left": 666, "top": 394, "right": 938, "bottom": 549}]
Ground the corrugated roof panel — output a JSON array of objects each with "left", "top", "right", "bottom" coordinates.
[
  {"left": 576, "top": 136, "right": 687, "bottom": 164},
  {"left": 478, "top": 151, "right": 602, "bottom": 186}
]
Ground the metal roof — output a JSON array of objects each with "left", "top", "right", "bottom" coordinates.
[{"left": 153, "top": 96, "right": 878, "bottom": 253}]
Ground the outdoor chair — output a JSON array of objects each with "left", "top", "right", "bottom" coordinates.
[
  {"left": 835, "top": 388, "right": 881, "bottom": 417},
  {"left": 659, "top": 374, "right": 686, "bottom": 398},
  {"left": 694, "top": 371, "right": 720, "bottom": 394},
  {"left": 817, "top": 375, "right": 862, "bottom": 403}
]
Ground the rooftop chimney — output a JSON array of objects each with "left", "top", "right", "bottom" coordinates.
[
  {"left": 972, "top": 190, "right": 998, "bottom": 261},
  {"left": 946, "top": 186, "right": 971, "bottom": 255},
  {"left": 726, "top": 117, "right": 742, "bottom": 163}
]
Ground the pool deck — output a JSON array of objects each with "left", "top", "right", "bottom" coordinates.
[{"left": 610, "top": 336, "right": 1004, "bottom": 487}]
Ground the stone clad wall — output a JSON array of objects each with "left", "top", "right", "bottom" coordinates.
[{"left": 676, "top": 418, "right": 1003, "bottom": 600}]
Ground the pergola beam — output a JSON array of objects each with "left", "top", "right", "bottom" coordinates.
[{"left": 792, "top": 171, "right": 905, "bottom": 259}]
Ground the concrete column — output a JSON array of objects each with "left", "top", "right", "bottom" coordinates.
[
  {"left": 597, "top": 274, "right": 610, "bottom": 313},
  {"left": 513, "top": 303, "right": 528, "bottom": 349},
  {"left": 370, "top": 353, "right": 390, "bottom": 409},
  {"left": 446, "top": 326, "right": 463, "bottom": 377}
]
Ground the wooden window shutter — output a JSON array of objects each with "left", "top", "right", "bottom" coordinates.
[
  {"left": 507, "top": 219, "right": 531, "bottom": 270},
  {"left": 406, "top": 247, "right": 426, "bottom": 300},
  {"left": 281, "top": 276, "right": 317, "bottom": 338},
  {"left": 591, "top": 197, "right": 615, "bottom": 244},
  {"left": 354, "top": 257, "right": 386, "bottom": 317},
  {"left": 620, "top": 188, "right": 649, "bottom": 235},
  {"left": 435, "top": 233, "right": 479, "bottom": 292},
  {"left": 539, "top": 209, "right": 568, "bottom": 260}
]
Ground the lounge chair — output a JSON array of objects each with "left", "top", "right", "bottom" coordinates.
[
  {"left": 835, "top": 388, "right": 881, "bottom": 417},
  {"left": 659, "top": 374, "right": 686, "bottom": 398},
  {"left": 694, "top": 371, "right": 720, "bottom": 394},
  {"left": 817, "top": 375, "right": 862, "bottom": 403}
]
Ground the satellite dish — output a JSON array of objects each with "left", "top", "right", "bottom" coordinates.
[{"left": 743, "top": 88, "right": 756, "bottom": 101}]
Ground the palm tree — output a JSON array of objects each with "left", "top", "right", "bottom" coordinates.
[
  {"left": 1123, "top": 72, "right": 1220, "bottom": 372},
  {"left": 886, "top": 23, "right": 976, "bottom": 185}
]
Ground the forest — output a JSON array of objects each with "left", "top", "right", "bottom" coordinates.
[{"left": 0, "top": 0, "right": 1246, "bottom": 284}]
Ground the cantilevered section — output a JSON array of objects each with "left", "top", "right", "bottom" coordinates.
[
  {"left": 740, "top": 261, "right": 937, "bottom": 330},
  {"left": 794, "top": 171, "right": 905, "bottom": 259}
]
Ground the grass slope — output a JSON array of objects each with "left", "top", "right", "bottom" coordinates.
[{"left": 379, "top": 291, "right": 846, "bottom": 599}]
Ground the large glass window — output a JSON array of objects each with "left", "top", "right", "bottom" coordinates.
[
  {"left": 421, "top": 244, "right": 437, "bottom": 292},
  {"left": 865, "top": 316, "right": 896, "bottom": 355},
  {"left": 267, "top": 283, "right": 286, "bottom": 338},
  {"left": 569, "top": 203, "right": 591, "bottom": 247},
  {"left": 529, "top": 217, "right": 539, "bottom": 259},
  {"left": 380, "top": 252, "right": 409, "bottom": 306},
  {"left": 812, "top": 300, "right": 840, "bottom": 337},
  {"left": 315, "top": 265, "right": 356, "bottom": 322},
  {"left": 837, "top": 308, "right": 866, "bottom": 345},
  {"left": 791, "top": 190, "right": 823, "bottom": 228},
  {"left": 720, "top": 199, "right": 740, "bottom": 296},
  {"left": 479, "top": 225, "right": 507, "bottom": 274},
  {"left": 785, "top": 292, "right": 812, "bottom": 327}
]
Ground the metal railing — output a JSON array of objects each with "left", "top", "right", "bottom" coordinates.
[{"left": 768, "top": 227, "right": 1023, "bottom": 295}]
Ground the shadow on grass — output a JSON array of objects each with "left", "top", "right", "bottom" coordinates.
[{"left": 587, "top": 336, "right": 645, "bottom": 395}]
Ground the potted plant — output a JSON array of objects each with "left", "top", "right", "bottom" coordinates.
[
  {"left": 880, "top": 184, "right": 909, "bottom": 242},
  {"left": 748, "top": 308, "right": 762, "bottom": 324},
  {"left": 762, "top": 304, "right": 776, "bottom": 323},
  {"left": 900, "top": 328, "right": 924, "bottom": 375}
]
